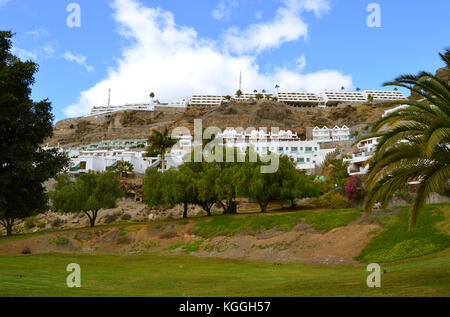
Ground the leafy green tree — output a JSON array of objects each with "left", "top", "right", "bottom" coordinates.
[
  {"left": 280, "top": 171, "right": 323, "bottom": 208},
  {"left": 323, "top": 158, "right": 349, "bottom": 195},
  {"left": 142, "top": 167, "right": 163, "bottom": 207},
  {"left": 236, "top": 90, "right": 243, "bottom": 98},
  {"left": 162, "top": 167, "right": 198, "bottom": 218},
  {"left": 50, "top": 172, "right": 123, "bottom": 227},
  {"left": 237, "top": 153, "right": 295, "bottom": 213},
  {"left": 0, "top": 31, "right": 68, "bottom": 236},
  {"left": 116, "top": 161, "right": 134, "bottom": 177},
  {"left": 144, "top": 128, "right": 177, "bottom": 171},
  {"left": 364, "top": 49, "right": 450, "bottom": 229},
  {"left": 149, "top": 92, "right": 155, "bottom": 99}
]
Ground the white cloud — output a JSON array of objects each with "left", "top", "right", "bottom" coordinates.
[
  {"left": 63, "top": 52, "right": 94, "bottom": 72},
  {"left": 24, "top": 28, "right": 50, "bottom": 40},
  {"left": 11, "top": 43, "right": 55, "bottom": 61},
  {"left": 223, "top": 0, "right": 330, "bottom": 54},
  {"left": 64, "top": 0, "right": 351, "bottom": 118},
  {"left": 296, "top": 55, "right": 306, "bottom": 71},
  {"left": 211, "top": 0, "right": 238, "bottom": 21}
]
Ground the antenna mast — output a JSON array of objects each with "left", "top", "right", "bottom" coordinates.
[
  {"left": 107, "top": 88, "right": 111, "bottom": 107},
  {"left": 239, "top": 70, "right": 242, "bottom": 91}
]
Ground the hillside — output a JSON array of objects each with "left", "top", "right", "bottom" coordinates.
[
  {"left": 48, "top": 101, "right": 388, "bottom": 148},
  {"left": 1, "top": 203, "right": 448, "bottom": 266}
]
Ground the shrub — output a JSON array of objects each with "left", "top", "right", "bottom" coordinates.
[
  {"left": 49, "top": 236, "right": 69, "bottom": 246},
  {"left": 51, "top": 218, "right": 65, "bottom": 228},
  {"left": 22, "top": 247, "right": 31, "bottom": 254},
  {"left": 309, "top": 192, "right": 350, "bottom": 209},
  {"left": 121, "top": 213, "right": 132, "bottom": 221},
  {"left": 345, "top": 175, "right": 365, "bottom": 201},
  {"left": 329, "top": 194, "right": 350, "bottom": 209},
  {"left": 24, "top": 217, "right": 36, "bottom": 229},
  {"left": 103, "top": 214, "right": 119, "bottom": 224},
  {"left": 36, "top": 221, "right": 46, "bottom": 229}
]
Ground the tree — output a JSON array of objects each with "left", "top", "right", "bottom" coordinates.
[
  {"left": 149, "top": 92, "right": 155, "bottom": 100},
  {"left": 50, "top": 172, "right": 123, "bottom": 227},
  {"left": 0, "top": 31, "right": 68, "bottom": 236},
  {"left": 224, "top": 95, "right": 232, "bottom": 101},
  {"left": 253, "top": 89, "right": 258, "bottom": 93},
  {"left": 255, "top": 93, "right": 264, "bottom": 100},
  {"left": 237, "top": 153, "right": 295, "bottom": 213},
  {"left": 142, "top": 167, "right": 163, "bottom": 207},
  {"left": 162, "top": 167, "right": 198, "bottom": 218},
  {"left": 356, "top": 88, "right": 361, "bottom": 92},
  {"left": 236, "top": 90, "right": 243, "bottom": 98},
  {"left": 341, "top": 86, "right": 345, "bottom": 91},
  {"left": 280, "top": 171, "right": 323, "bottom": 208},
  {"left": 144, "top": 128, "right": 177, "bottom": 171},
  {"left": 364, "top": 49, "right": 450, "bottom": 229},
  {"left": 323, "top": 158, "right": 349, "bottom": 195},
  {"left": 116, "top": 160, "right": 134, "bottom": 178},
  {"left": 367, "top": 94, "right": 374, "bottom": 103},
  {"left": 275, "top": 84, "right": 280, "bottom": 95}
]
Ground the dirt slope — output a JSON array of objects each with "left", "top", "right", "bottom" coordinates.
[
  {"left": 0, "top": 214, "right": 381, "bottom": 266},
  {"left": 47, "top": 101, "right": 387, "bottom": 147}
]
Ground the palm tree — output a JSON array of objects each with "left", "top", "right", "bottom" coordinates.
[
  {"left": 149, "top": 92, "right": 155, "bottom": 100},
  {"left": 363, "top": 49, "right": 450, "bottom": 229},
  {"left": 253, "top": 89, "right": 258, "bottom": 94},
  {"left": 236, "top": 90, "right": 243, "bottom": 99},
  {"left": 356, "top": 88, "right": 361, "bottom": 92},
  {"left": 341, "top": 86, "right": 345, "bottom": 91},
  {"left": 145, "top": 128, "right": 177, "bottom": 171},
  {"left": 275, "top": 84, "right": 280, "bottom": 95},
  {"left": 117, "top": 161, "right": 134, "bottom": 178}
]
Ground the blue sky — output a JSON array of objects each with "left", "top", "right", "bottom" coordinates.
[{"left": 0, "top": 0, "right": 449, "bottom": 122}]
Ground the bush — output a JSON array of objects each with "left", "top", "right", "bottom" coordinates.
[
  {"left": 22, "top": 247, "right": 31, "bottom": 254},
  {"left": 51, "top": 218, "right": 65, "bottom": 228},
  {"left": 121, "top": 213, "right": 132, "bottom": 221},
  {"left": 345, "top": 175, "right": 365, "bottom": 202},
  {"left": 103, "top": 214, "right": 119, "bottom": 224},
  {"left": 24, "top": 217, "right": 36, "bottom": 229},
  {"left": 49, "top": 236, "right": 69, "bottom": 246},
  {"left": 309, "top": 192, "right": 350, "bottom": 209},
  {"left": 329, "top": 194, "right": 350, "bottom": 209},
  {"left": 36, "top": 221, "right": 46, "bottom": 229}
]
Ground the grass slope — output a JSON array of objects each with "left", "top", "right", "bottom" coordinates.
[
  {"left": 189, "top": 208, "right": 362, "bottom": 238},
  {"left": 0, "top": 251, "right": 449, "bottom": 297},
  {"left": 356, "top": 204, "right": 450, "bottom": 263}
]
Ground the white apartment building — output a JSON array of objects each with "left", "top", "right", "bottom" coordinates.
[
  {"left": 90, "top": 103, "right": 155, "bottom": 116},
  {"left": 312, "top": 126, "right": 331, "bottom": 142},
  {"left": 277, "top": 92, "right": 320, "bottom": 107},
  {"left": 343, "top": 137, "right": 379, "bottom": 175},
  {"left": 311, "top": 126, "right": 350, "bottom": 142},
  {"left": 190, "top": 95, "right": 225, "bottom": 106},
  {"left": 216, "top": 129, "right": 335, "bottom": 171},
  {"left": 382, "top": 105, "right": 409, "bottom": 118},
  {"left": 69, "top": 150, "right": 161, "bottom": 174},
  {"left": 89, "top": 98, "right": 188, "bottom": 116},
  {"left": 320, "top": 91, "right": 367, "bottom": 106},
  {"left": 363, "top": 90, "right": 407, "bottom": 101},
  {"left": 331, "top": 125, "right": 350, "bottom": 141}
]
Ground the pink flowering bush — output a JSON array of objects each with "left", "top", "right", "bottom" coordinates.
[{"left": 345, "top": 175, "right": 365, "bottom": 201}]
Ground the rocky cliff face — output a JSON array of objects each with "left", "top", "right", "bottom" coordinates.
[{"left": 47, "top": 101, "right": 388, "bottom": 148}]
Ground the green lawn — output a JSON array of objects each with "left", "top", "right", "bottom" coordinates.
[
  {"left": 356, "top": 203, "right": 450, "bottom": 263},
  {"left": 0, "top": 251, "right": 449, "bottom": 297}
]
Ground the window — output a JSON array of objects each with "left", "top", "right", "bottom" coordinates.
[
  {"left": 297, "top": 158, "right": 305, "bottom": 163},
  {"left": 306, "top": 158, "right": 310, "bottom": 162},
  {"left": 292, "top": 147, "right": 298, "bottom": 152},
  {"left": 278, "top": 147, "right": 283, "bottom": 152},
  {"left": 305, "top": 147, "right": 312, "bottom": 152},
  {"left": 80, "top": 161, "right": 87, "bottom": 170},
  {"left": 314, "top": 147, "right": 318, "bottom": 151}
]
